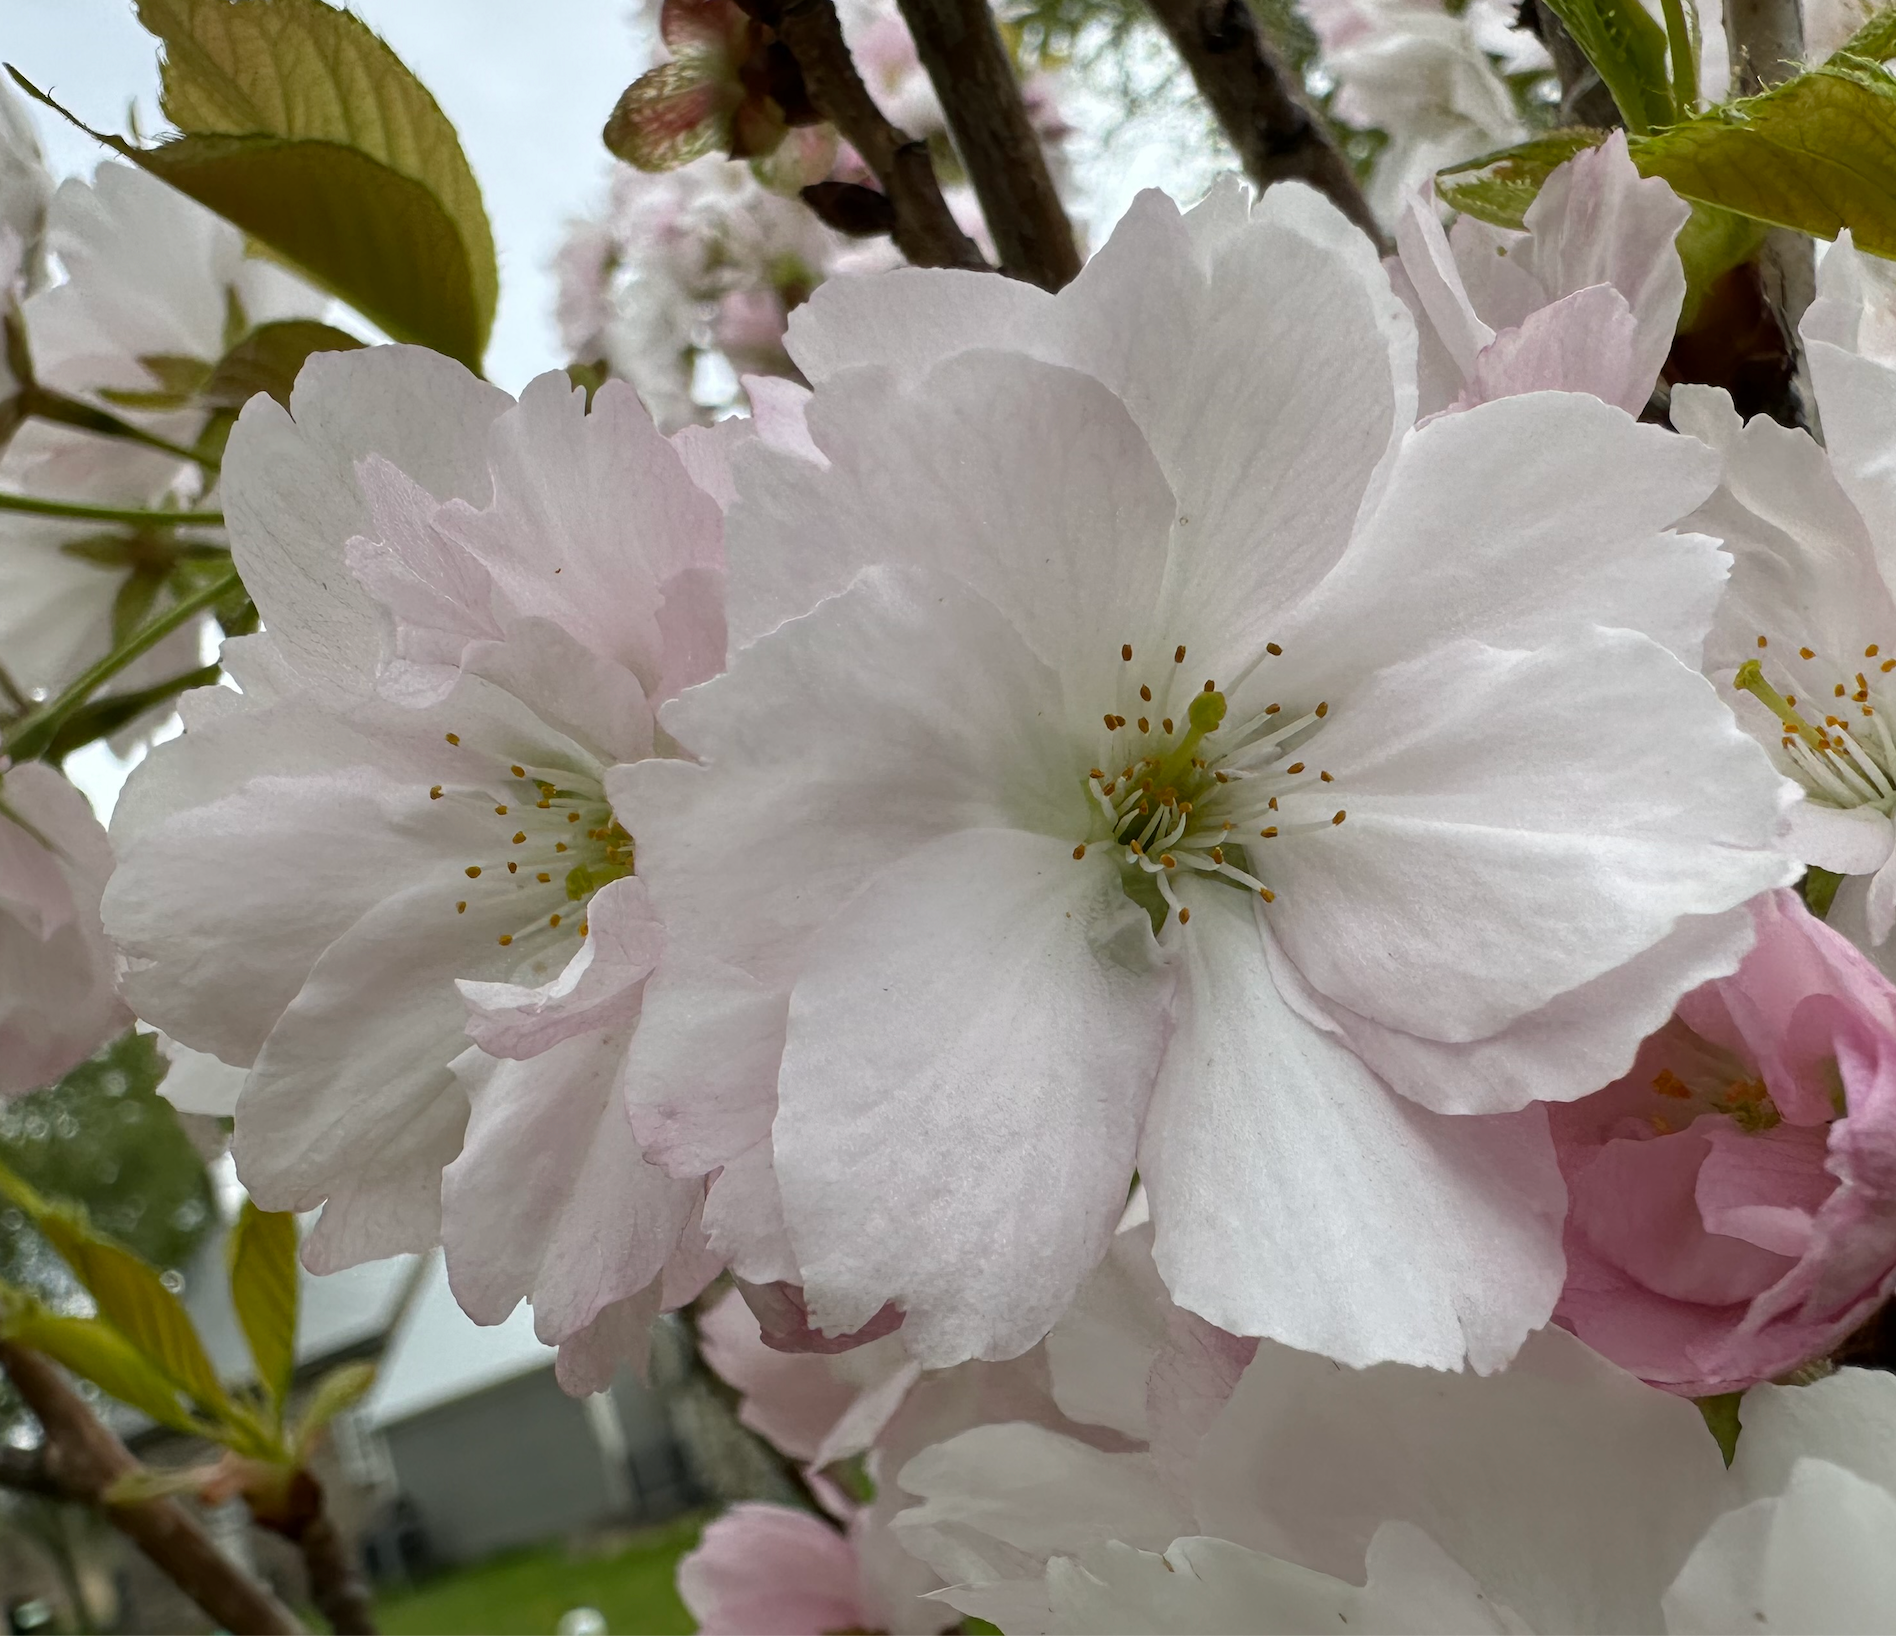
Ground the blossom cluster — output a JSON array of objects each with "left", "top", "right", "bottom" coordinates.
[
  {"left": 557, "top": 0, "right": 1074, "bottom": 429},
  {"left": 8, "top": 15, "right": 1896, "bottom": 1631}
]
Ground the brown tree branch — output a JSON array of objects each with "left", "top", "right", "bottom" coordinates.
[
  {"left": 892, "top": 0, "right": 1082, "bottom": 289},
  {"left": 260, "top": 1475, "right": 379, "bottom": 1636},
  {"left": 0, "top": 1344, "right": 304, "bottom": 1636},
  {"left": 771, "top": 0, "right": 991, "bottom": 272},
  {"left": 1142, "top": 0, "right": 1387, "bottom": 251}
]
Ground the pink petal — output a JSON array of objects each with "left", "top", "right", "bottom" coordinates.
[{"left": 677, "top": 1504, "right": 867, "bottom": 1636}]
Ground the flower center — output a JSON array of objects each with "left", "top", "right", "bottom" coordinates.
[
  {"left": 430, "top": 729, "right": 633, "bottom": 978},
  {"left": 1736, "top": 635, "right": 1896, "bottom": 813},
  {"left": 1073, "top": 642, "right": 1345, "bottom": 930},
  {"left": 1638, "top": 1020, "right": 1782, "bottom": 1135}
]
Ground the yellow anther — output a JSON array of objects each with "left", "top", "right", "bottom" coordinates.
[
  {"left": 549, "top": 913, "right": 562, "bottom": 928},
  {"left": 511, "top": 764, "right": 527, "bottom": 777},
  {"left": 1174, "top": 645, "right": 1187, "bottom": 663},
  {"left": 513, "top": 831, "right": 527, "bottom": 844},
  {"left": 1072, "top": 843, "right": 1087, "bottom": 859},
  {"left": 537, "top": 871, "right": 552, "bottom": 883},
  {"left": 1122, "top": 643, "right": 1133, "bottom": 661},
  {"left": 1801, "top": 647, "right": 1816, "bottom": 659},
  {"left": 1286, "top": 762, "right": 1305, "bottom": 775},
  {"left": 445, "top": 732, "right": 461, "bottom": 745},
  {"left": 495, "top": 805, "right": 508, "bottom": 815},
  {"left": 1332, "top": 810, "right": 1346, "bottom": 825},
  {"left": 1261, "top": 826, "right": 1278, "bottom": 838},
  {"left": 1265, "top": 642, "right": 1282, "bottom": 656},
  {"left": 1259, "top": 887, "right": 1275, "bottom": 902},
  {"left": 456, "top": 901, "right": 467, "bottom": 914},
  {"left": 466, "top": 865, "right": 482, "bottom": 878},
  {"left": 1178, "top": 906, "right": 1191, "bottom": 924},
  {"left": 498, "top": 934, "right": 512, "bottom": 947},
  {"left": 430, "top": 785, "right": 443, "bottom": 800}
]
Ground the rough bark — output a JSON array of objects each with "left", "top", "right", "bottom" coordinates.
[
  {"left": 0, "top": 1344, "right": 304, "bottom": 1636},
  {"left": 1143, "top": 0, "right": 1386, "bottom": 250},
  {"left": 773, "top": 0, "right": 991, "bottom": 272},
  {"left": 893, "top": 0, "right": 1082, "bottom": 288}
]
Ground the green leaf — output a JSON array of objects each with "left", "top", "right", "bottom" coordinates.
[
  {"left": 202, "top": 318, "right": 363, "bottom": 410},
  {"left": 98, "top": 352, "right": 215, "bottom": 411},
  {"left": 1634, "top": 60, "right": 1896, "bottom": 256},
  {"left": 11, "top": 0, "right": 496, "bottom": 368},
  {"left": 1834, "top": 2, "right": 1896, "bottom": 64},
  {"left": 43, "top": 664, "right": 221, "bottom": 762},
  {"left": 226, "top": 1201, "right": 298, "bottom": 1413},
  {"left": 1437, "top": 130, "right": 1607, "bottom": 228},
  {"left": 1539, "top": 0, "right": 1676, "bottom": 132},
  {"left": 0, "top": 1161, "right": 230, "bottom": 1419},
  {"left": 2, "top": 1305, "right": 201, "bottom": 1435},
  {"left": 291, "top": 1359, "right": 375, "bottom": 1462}
]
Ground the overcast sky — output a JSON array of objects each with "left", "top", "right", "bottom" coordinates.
[{"left": 7, "top": 0, "right": 652, "bottom": 392}]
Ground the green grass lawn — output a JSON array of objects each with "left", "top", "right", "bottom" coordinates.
[{"left": 371, "top": 1514, "right": 704, "bottom": 1635}]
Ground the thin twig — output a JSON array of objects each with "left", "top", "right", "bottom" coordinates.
[
  {"left": 0, "top": 491, "right": 225, "bottom": 528},
  {"left": 893, "top": 0, "right": 1081, "bottom": 288},
  {"left": 1142, "top": 0, "right": 1386, "bottom": 250},
  {"left": 4, "top": 566, "right": 238, "bottom": 762},
  {"left": 0, "top": 1344, "right": 303, "bottom": 1635},
  {"left": 22, "top": 386, "right": 221, "bottom": 474},
  {"left": 771, "top": 0, "right": 991, "bottom": 271}
]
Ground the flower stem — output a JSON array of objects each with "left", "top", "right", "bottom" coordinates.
[
  {"left": 5, "top": 567, "right": 240, "bottom": 761},
  {"left": 22, "top": 385, "right": 222, "bottom": 474},
  {"left": 0, "top": 491, "right": 225, "bottom": 528}
]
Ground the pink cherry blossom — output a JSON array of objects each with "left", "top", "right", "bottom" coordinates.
[
  {"left": 1553, "top": 887, "right": 1896, "bottom": 1395},
  {"left": 678, "top": 1505, "right": 879, "bottom": 1636},
  {"left": 1392, "top": 132, "right": 1690, "bottom": 418}
]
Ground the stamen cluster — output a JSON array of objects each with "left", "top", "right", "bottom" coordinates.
[{"left": 1076, "top": 642, "right": 1346, "bottom": 928}]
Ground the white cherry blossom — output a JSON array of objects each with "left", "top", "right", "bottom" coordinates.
[
  {"left": 612, "top": 179, "right": 1794, "bottom": 1372},
  {"left": 103, "top": 347, "right": 724, "bottom": 1387},
  {"left": 1674, "top": 234, "right": 1896, "bottom": 953}
]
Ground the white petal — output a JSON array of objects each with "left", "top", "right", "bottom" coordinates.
[
  {"left": 441, "top": 1027, "right": 699, "bottom": 1350},
  {"left": 1044, "top": 1222, "right": 1171, "bottom": 1442},
  {"left": 233, "top": 875, "right": 524, "bottom": 1237},
  {"left": 1729, "top": 1366, "right": 1896, "bottom": 1501},
  {"left": 458, "top": 877, "right": 662, "bottom": 1059},
  {"left": 1287, "top": 908, "right": 1759, "bottom": 1114},
  {"left": 1283, "top": 391, "right": 1725, "bottom": 678},
  {"left": 223, "top": 345, "right": 510, "bottom": 688},
  {"left": 622, "top": 565, "right": 1091, "bottom": 987},
  {"left": 1139, "top": 883, "right": 1565, "bottom": 1370},
  {"left": 775, "top": 827, "right": 1170, "bottom": 1365},
  {"left": 725, "top": 349, "right": 1176, "bottom": 676},
  {"left": 894, "top": 1423, "right": 1188, "bottom": 1589},
  {"left": 1664, "top": 1460, "right": 1896, "bottom": 1634},
  {"left": 1193, "top": 1326, "right": 1729, "bottom": 1634},
  {"left": 1268, "top": 631, "right": 1794, "bottom": 1042}
]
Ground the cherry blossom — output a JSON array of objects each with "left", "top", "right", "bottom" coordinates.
[
  {"left": 611, "top": 178, "right": 1794, "bottom": 1372},
  {"left": 1674, "top": 234, "right": 1896, "bottom": 954},
  {"left": 1392, "top": 133, "right": 1691, "bottom": 417},
  {"left": 102, "top": 347, "right": 724, "bottom": 1387},
  {"left": 0, "top": 758, "right": 129, "bottom": 1097},
  {"left": 1, "top": 163, "right": 325, "bottom": 705},
  {"left": 892, "top": 1224, "right": 1896, "bottom": 1635},
  {"left": 1552, "top": 888, "right": 1896, "bottom": 1395},
  {"left": 1299, "top": 0, "right": 1539, "bottom": 223}
]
